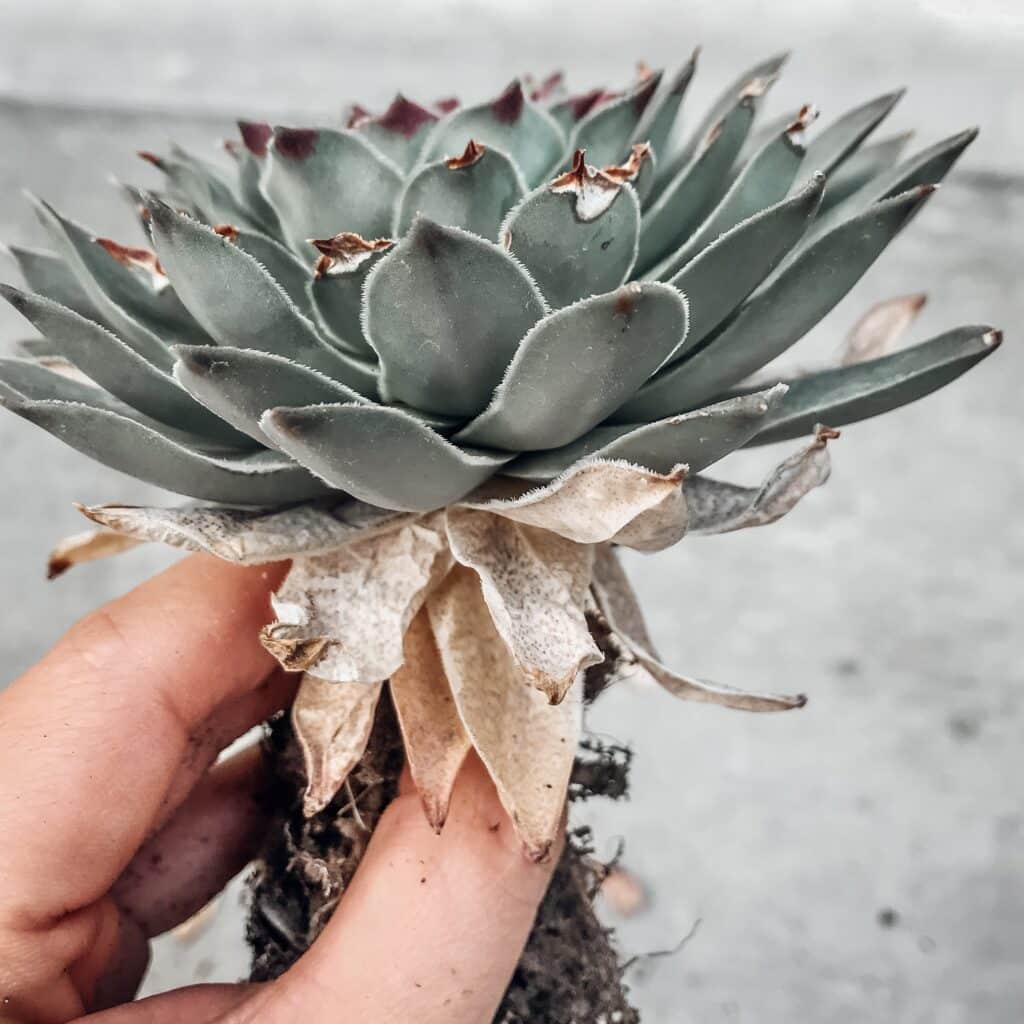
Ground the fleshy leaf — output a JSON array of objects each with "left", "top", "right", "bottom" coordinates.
[
  {"left": 838, "top": 293, "right": 927, "bottom": 367},
  {"left": 455, "top": 283, "right": 688, "bottom": 451},
  {"left": 261, "top": 519, "right": 449, "bottom": 683},
  {"left": 363, "top": 217, "right": 547, "bottom": 418},
  {"left": 0, "top": 285, "right": 249, "bottom": 446},
  {"left": 445, "top": 507, "right": 600, "bottom": 703},
  {"left": 799, "top": 91, "right": 904, "bottom": 178},
  {"left": 421, "top": 80, "right": 567, "bottom": 186},
  {"left": 47, "top": 527, "right": 143, "bottom": 580},
  {"left": 687, "top": 425, "right": 837, "bottom": 533},
  {"left": 0, "top": 357, "right": 149, "bottom": 416},
  {"left": 225, "top": 226, "right": 315, "bottom": 313},
  {"left": 621, "top": 186, "right": 936, "bottom": 421},
  {"left": 394, "top": 142, "right": 525, "bottom": 239},
  {"left": 262, "top": 127, "right": 403, "bottom": 255},
  {"left": 632, "top": 51, "right": 699, "bottom": 165},
  {"left": 79, "top": 498, "right": 410, "bottom": 564},
  {"left": 291, "top": 676, "right": 383, "bottom": 816},
  {"left": 502, "top": 166, "right": 640, "bottom": 309},
  {"left": 3, "top": 244, "right": 101, "bottom": 321},
  {"left": 351, "top": 95, "right": 439, "bottom": 172},
  {"left": 390, "top": 609, "right": 471, "bottom": 831},
  {"left": 820, "top": 132, "right": 913, "bottom": 210},
  {"left": 262, "top": 403, "right": 512, "bottom": 512},
  {"left": 2, "top": 399, "right": 330, "bottom": 505},
  {"left": 141, "top": 148, "right": 258, "bottom": 230},
  {"left": 173, "top": 345, "right": 367, "bottom": 447},
  {"left": 507, "top": 386, "right": 786, "bottom": 481},
  {"left": 750, "top": 326, "right": 1001, "bottom": 445},
  {"left": 427, "top": 565, "right": 582, "bottom": 861},
  {"left": 568, "top": 72, "right": 662, "bottom": 167},
  {"left": 234, "top": 121, "right": 284, "bottom": 231},
  {"left": 462, "top": 459, "right": 687, "bottom": 552}
]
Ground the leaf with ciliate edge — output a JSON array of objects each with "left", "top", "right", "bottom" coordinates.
[
  {"left": 0, "top": 357, "right": 154, "bottom": 417},
  {"left": 507, "top": 386, "right": 786, "bottom": 481},
  {"left": 502, "top": 178, "right": 640, "bottom": 310},
  {"left": 78, "top": 498, "right": 411, "bottom": 564},
  {"left": 749, "top": 326, "right": 1001, "bottom": 446},
  {"left": 262, "top": 403, "right": 513, "bottom": 512},
  {"left": 262, "top": 127, "right": 403, "bottom": 256},
  {"left": 228, "top": 227, "right": 315, "bottom": 314},
  {"left": 421, "top": 80, "right": 566, "bottom": 187},
  {"left": 462, "top": 459, "right": 687, "bottom": 552},
  {"left": 446, "top": 507, "right": 600, "bottom": 703},
  {"left": 390, "top": 609, "right": 471, "bottom": 832},
  {"left": 4, "top": 244, "right": 102, "bottom": 321},
  {"left": 0, "top": 285, "right": 249, "bottom": 446},
  {"left": 798, "top": 91, "right": 904, "bottom": 179},
  {"left": 568, "top": 72, "right": 662, "bottom": 168},
  {"left": 363, "top": 217, "right": 547, "bottom": 418},
  {"left": 2, "top": 399, "right": 330, "bottom": 504},
  {"left": 455, "top": 283, "right": 687, "bottom": 452},
  {"left": 292, "top": 676, "right": 383, "bottom": 817},
  {"left": 261, "top": 519, "right": 449, "bottom": 683},
  {"left": 352, "top": 95, "right": 439, "bottom": 172},
  {"left": 819, "top": 132, "right": 912, "bottom": 211},
  {"left": 631, "top": 52, "right": 699, "bottom": 166},
  {"left": 687, "top": 425, "right": 837, "bottom": 533},
  {"left": 427, "top": 565, "right": 583, "bottom": 861},
  {"left": 146, "top": 147, "right": 259, "bottom": 231},
  {"left": 172, "top": 345, "right": 367, "bottom": 447},
  {"left": 621, "top": 185, "right": 935, "bottom": 422},
  {"left": 393, "top": 143, "right": 525, "bottom": 240}
]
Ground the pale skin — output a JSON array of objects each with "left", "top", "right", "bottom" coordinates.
[{"left": 0, "top": 555, "right": 560, "bottom": 1023}]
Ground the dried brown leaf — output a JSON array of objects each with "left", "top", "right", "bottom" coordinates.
[
  {"left": 427, "top": 566, "right": 582, "bottom": 861},
  {"left": 390, "top": 609, "right": 471, "bottom": 831},
  {"left": 591, "top": 545, "right": 658, "bottom": 658},
  {"left": 839, "top": 293, "right": 927, "bottom": 367},
  {"left": 47, "top": 527, "right": 143, "bottom": 579}
]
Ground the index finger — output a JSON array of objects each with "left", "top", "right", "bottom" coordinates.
[{"left": 0, "top": 554, "right": 286, "bottom": 928}]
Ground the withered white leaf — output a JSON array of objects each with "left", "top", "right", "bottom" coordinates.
[
  {"left": 591, "top": 544, "right": 659, "bottom": 658},
  {"left": 78, "top": 498, "right": 411, "bottom": 564},
  {"left": 462, "top": 459, "right": 687, "bottom": 550},
  {"left": 292, "top": 674, "right": 383, "bottom": 816},
  {"left": 262, "top": 517, "right": 451, "bottom": 682},
  {"left": 389, "top": 608, "right": 471, "bottom": 832},
  {"left": 686, "top": 425, "right": 837, "bottom": 535},
  {"left": 47, "top": 526, "right": 143, "bottom": 579},
  {"left": 445, "top": 507, "right": 600, "bottom": 704},
  {"left": 839, "top": 293, "right": 927, "bottom": 367},
  {"left": 427, "top": 565, "right": 582, "bottom": 861}
]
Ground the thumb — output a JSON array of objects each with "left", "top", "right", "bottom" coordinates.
[{"left": 257, "top": 754, "right": 562, "bottom": 1023}]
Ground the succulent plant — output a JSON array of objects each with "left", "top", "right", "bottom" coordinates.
[{"left": 1, "top": 53, "right": 1000, "bottom": 858}]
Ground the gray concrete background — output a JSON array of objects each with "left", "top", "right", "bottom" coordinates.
[{"left": 0, "top": 1, "right": 1021, "bottom": 1020}]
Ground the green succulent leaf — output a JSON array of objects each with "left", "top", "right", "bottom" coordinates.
[
  {"left": 147, "top": 148, "right": 259, "bottom": 230},
  {"left": 820, "top": 132, "right": 913, "bottom": 210},
  {"left": 1, "top": 398, "right": 324, "bottom": 503},
  {"left": 394, "top": 144, "right": 526, "bottom": 239},
  {"left": 261, "top": 403, "right": 512, "bottom": 512},
  {"left": 748, "top": 325, "right": 1001, "bottom": 445},
  {"left": 799, "top": 90, "right": 904, "bottom": 178},
  {"left": 0, "top": 285, "right": 250, "bottom": 445},
  {"left": 262, "top": 127, "right": 403, "bottom": 255},
  {"left": 4, "top": 244, "right": 102, "bottom": 321},
  {"left": 0, "top": 356, "right": 135, "bottom": 413},
  {"left": 454, "top": 282, "right": 688, "bottom": 451},
  {"left": 421, "top": 80, "right": 566, "bottom": 187},
  {"left": 632, "top": 52, "right": 699, "bottom": 164},
  {"left": 229, "top": 227, "right": 315, "bottom": 313},
  {"left": 234, "top": 121, "right": 284, "bottom": 231},
  {"left": 351, "top": 95, "right": 439, "bottom": 172},
  {"left": 364, "top": 217, "right": 547, "bottom": 418},
  {"left": 507, "top": 386, "right": 786, "bottom": 480},
  {"left": 502, "top": 179, "right": 640, "bottom": 309},
  {"left": 173, "top": 345, "right": 367, "bottom": 447},
  {"left": 568, "top": 72, "right": 662, "bottom": 168},
  {"left": 617, "top": 185, "right": 934, "bottom": 422}
]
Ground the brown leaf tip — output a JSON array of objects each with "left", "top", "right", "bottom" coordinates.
[
  {"left": 530, "top": 70, "right": 564, "bottom": 102},
  {"left": 213, "top": 224, "right": 239, "bottom": 244},
  {"left": 346, "top": 103, "right": 373, "bottom": 130},
  {"left": 446, "top": 139, "right": 486, "bottom": 170},
  {"left": 259, "top": 626, "right": 329, "bottom": 672},
  {"left": 435, "top": 96, "right": 460, "bottom": 115},
  {"left": 632, "top": 70, "right": 661, "bottom": 116},
  {"left": 137, "top": 150, "right": 165, "bottom": 169},
  {"left": 983, "top": 328, "right": 1003, "bottom": 348},
  {"left": 636, "top": 59, "right": 655, "bottom": 83},
  {"left": 786, "top": 104, "right": 820, "bottom": 141},
  {"left": 274, "top": 128, "right": 319, "bottom": 161},
  {"left": 310, "top": 232, "right": 394, "bottom": 278},
  {"left": 602, "top": 142, "right": 653, "bottom": 184},
  {"left": 238, "top": 120, "right": 273, "bottom": 157},
  {"left": 613, "top": 282, "right": 643, "bottom": 318},
  {"left": 813, "top": 424, "right": 842, "bottom": 446},
  {"left": 95, "top": 238, "right": 167, "bottom": 287},
  {"left": 739, "top": 74, "right": 777, "bottom": 102},
  {"left": 376, "top": 94, "right": 438, "bottom": 137},
  {"left": 491, "top": 79, "right": 525, "bottom": 124},
  {"left": 47, "top": 556, "right": 71, "bottom": 581}
]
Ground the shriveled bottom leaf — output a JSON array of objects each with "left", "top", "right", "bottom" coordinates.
[{"left": 47, "top": 526, "right": 143, "bottom": 579}]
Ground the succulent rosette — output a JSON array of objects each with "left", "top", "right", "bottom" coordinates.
[{"left": 1, "top": 54, "right": 999, "bottom": 857}]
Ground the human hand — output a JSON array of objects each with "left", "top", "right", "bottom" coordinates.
[{"left": 0, "top": 555, "right": 559, "bottom": 1023}]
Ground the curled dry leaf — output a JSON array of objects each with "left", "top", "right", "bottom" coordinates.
[
  {"left": 686, "top": 425, "right": 838, "bottom": 535},
  {"left": 47, "top": 526, "right": 143, "bottom": 579},
  {"left": 446, "top": 507, "right": 600, "bottom": 704},
  {"left": 591, "top": 545, "right": 659, "bottom": 658},
  {"left": 292, "top": 675, "right": 383, "bottom": 816},
  {"left": 310, "top": 232, "right": 394, "bottom": 278},
  {"left": 78, "top": 499, "right": 411, "bottom": 564},
  {"left": 427, "top": 566, "right": 582, "bottom": 861},
  {"left": 262, "top": 517, "right": 450, "bottom": 683},
  {"left": 462, "top": 459, "right": 687, "bottom": 550},
  {"left": 389, "top": 609, "right": 471, "bottom": 831},
  {"left": 550, "top": 146, "right": 650, "bottom": 221},
  {"left": 839, "top": 292, "right": 927, "bottom": 367}
]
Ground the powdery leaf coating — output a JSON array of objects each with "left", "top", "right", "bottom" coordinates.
[
  {"left": 687, "top": 425, "right": 838, "bottom": 534},
  {"left": 261, "top": 518, "right": 450, "bottom": 682},
  {"left": 427, "top": 566, "right": 582, "bottom": 861},
  {"left": 46, "top": 527, "right": 143, "bottom": 580},
  {"left": 461, "top": 459, "right": 687, "bottom": 550},
  {"left": 78, "top": 499, "right": 411, "bottom": 564},
  {"left": 389, "top": 609, "right": 471, "bottom": 831},
  {"left": 445, "top": 507, "right": 600, "bottom": 704},
  {"left": 292, "top": 675, "right": 383, "bottom": 816}
]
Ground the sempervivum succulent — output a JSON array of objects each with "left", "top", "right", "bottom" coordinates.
[{"left": 1, "top": 54, "right": 1000, "bottom": 857}]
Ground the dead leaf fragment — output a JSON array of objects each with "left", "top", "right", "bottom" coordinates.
[
  {"left": 47, "top": 527, "right": 143, "bottom": 579},
  {"left": 591, "top": 545, "right": 658, "bottom": 658},
  {"left": 840, "top": 293, "right": 927, "bottom": 367}
]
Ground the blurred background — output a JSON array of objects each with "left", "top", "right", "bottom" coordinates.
[{"left": 0, "top": 0, "right": 1021, "bottom": 1020}]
